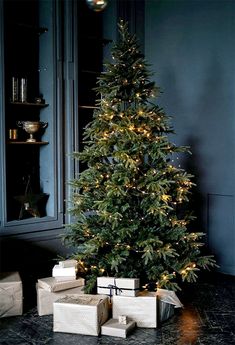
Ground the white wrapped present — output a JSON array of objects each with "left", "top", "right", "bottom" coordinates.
[
  {"left": 53, "top": 294, "right": 109, "bottom": 336},
  {"left": 0, "top": 272, "right": 23, "bottom": 318},
  {"left": 97, "top": 277, "right": 140, "bottom": 297},
  {"left": 113, "top": 291, "right": 157, "bottom": 328},
  {"left": 58, "top": 259, "right": 77, "bottom": 268},
  {"left": 157, "top": 288, "right": 183, "bottom": 323},
  {"left": 36, "top": 284, "right": 84, "bottom": 316},
  {"left": 52, "top": 265, "right": 77, "bottom": 280},
  {"left": 37, "top": 277, "right": 85, "bottom": 292},
  {"left": 101, "top": 318, "right": 136, "bottom": 338}
]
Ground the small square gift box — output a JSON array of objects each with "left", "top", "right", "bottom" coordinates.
[
  {"left": 156, "top": 288, "right": 183, "bottom": 323},
  {"left": 0, "top": 272, "right": 23, "bottom": 318},
  {"left": 101, "top": 318, "right": 136, "bottom": 338},
  {"left": 38, "top": 276, "right": 85, "bottom": 292},
  {"left": 112, "top": 291, "right": 157, "bottom": 328},
  {"left": 97, "top": 277, "right": 140, "bottom": 297},
  {"left": 58, "top": 259, "right": 77, "bottom": 268},
  {"left": 52, "top": 264, "right": 77, "bottom": 281},
  {"left": 53, "top": 294, "right": 109, "bottom": 336},
  {"left": 36, "top": 284, "right": 84, "bottom": 316}
]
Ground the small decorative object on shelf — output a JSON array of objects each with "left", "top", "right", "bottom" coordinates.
[
  {"left": 19, "top": 77, "right": 27, "bottom": 102},
  {"left": 9, "top": 128, "right": 18, "bottom": 140},
  {"left": 85, "top": 0, "right": 108, "bottom": 12},
  {"left": 17, "top": 121, "right": 48, "bottom": 142},
  {"left": 14, "top": 175, "right": 49, "bottom": 220},
  {"left": 14, "top": 192, "right": 48, "bottom": 219},
  {"left": 11, "top": 77, "right": 19, "bottom": 102},
  {"left": 34, "top": 95, "right": 45, "bottom": 104}
]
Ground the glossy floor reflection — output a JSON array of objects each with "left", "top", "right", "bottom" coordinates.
[{"left": 0, "top": 273, "right": 235, "bottom": 344}]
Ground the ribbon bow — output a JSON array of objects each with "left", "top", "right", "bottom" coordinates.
[{"left": 108, "top": 279, "right": 122, "bottom": 298}]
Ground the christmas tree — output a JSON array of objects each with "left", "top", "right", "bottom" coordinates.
[{"left": 64, "top": 20, "right": 216, "bottom": 292}]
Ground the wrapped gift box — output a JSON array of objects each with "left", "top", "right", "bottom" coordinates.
[
  {"left": 58, "top": 259, "right": 77, "bottom": 268},
  {"left": 97, "top": 277, "right": 140, "bottom": 297},
  {"left": 36, "top": 284, "right": 84, "bottom": 316},
  {"left": 157, "top": 288, "right": 183, "bottom": 323},
  {"left": 101, "top": 318, "right": 136, "bottom": 338},
  {"left": 158, "top": 299, "right": 175, "bottom": 323},
  {"left": 38, "top": 277, "right": 85, "bottom": 292},
  {"left": 0, "top": 272, "right": 23, "bottom": 318},
  {"left": 113, "top": 291, "right": 157, "bottom": 328},
  {"left": 52, "top": 265, "right": 77, "bottom": 280},
  {"left": 53, "top": 294, "right": 109, "bottom": 336}
]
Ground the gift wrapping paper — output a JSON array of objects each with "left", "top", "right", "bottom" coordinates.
[
  {"left": 38, "top": 277, "right": 85, "bottom": 292},
  {"left": 101, "top": 318, "right": 136, "bottom": 338},
  {"left": 97, "top": 277, "right": 140, "bottom": 297},
  {"left": 113, "top": 291, "right": 157, "bottom": 328},
  {"left": 36, "top": 284, "right": 84, "bottom": 316},
  {"left": 58, "top": 260, "right": 77, "bottom": 268},
  {"left": 156, "top": 288, "right": 183, "bottom": 323},
  {"left": 158, "top": 299, "right": 175, "bottom": 323},
  {"left": 53, "top": 294, "right": 109, "bottom": 336},
  {"left": 52, "top": 265, "right": 77, "bottom": 279},
  {"left": 0, "top": 272, "right": 23, "bottom": 318}
]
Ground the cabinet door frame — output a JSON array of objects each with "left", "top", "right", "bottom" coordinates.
[
  {"left": 0, "top": 0, "right": 7, "bottom": 229},
  {"left": 63, "top": 0, "right": 79, "bottom": 227}
]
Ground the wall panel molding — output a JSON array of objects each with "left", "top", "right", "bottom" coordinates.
[{"left": 207, "top": 193, "right": 235, "bottom": 275}]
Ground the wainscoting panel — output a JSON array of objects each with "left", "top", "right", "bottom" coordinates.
[{"left": 207, "top": 193, "right": 235, "bottom": 275}]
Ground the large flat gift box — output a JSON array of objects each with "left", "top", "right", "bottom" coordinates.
[
  {"left": 53, "top": 294, "right": 109, "bottom": 336},
  {"left": 97, "top": 277, "right": 140, "bottom": 297},
  {"left": 101, "top": 318, "right": 136, "bottom": 338},
  {"left": 38, "top": 277, "right": 85, "bottom": 292},
  {"left": 0, "top": 272, "right": 23, "bottom": 318},
  {"left": 36, "top": 284, "right": 84, "bottom": 316},
  {"left": 113, "top": 291, "right": 157, "bottom": 328}
]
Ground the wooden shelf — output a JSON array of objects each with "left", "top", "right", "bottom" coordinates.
[
  {"left": 8, "top": 141, "right": 49, "bottom": 145},
  {"left": 10, "top": 102, "right": 49, "bottom": 107},
  {"left": 80, "top": 35, "right": 112, "bottom": 46},
  {"left": 15, "top": 22, "right": 48, "bottom": 35},
  {"left": 81, "top": 69, "right": 100, "bottom": 75},
  {"left": 79, "top": 105, "right": 98, "bottom": 109}
]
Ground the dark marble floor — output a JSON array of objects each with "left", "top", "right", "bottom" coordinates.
[{"left": 1, "top": 272, "right": 235, "bottom": 345}]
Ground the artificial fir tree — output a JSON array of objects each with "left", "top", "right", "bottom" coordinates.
[{"left": 64, "top": 21, "right": 216, "bottom": 292}]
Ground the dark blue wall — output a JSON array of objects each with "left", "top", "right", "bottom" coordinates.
[{"left": 145, "top": 0, "right": 235, "bottom": 275}]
